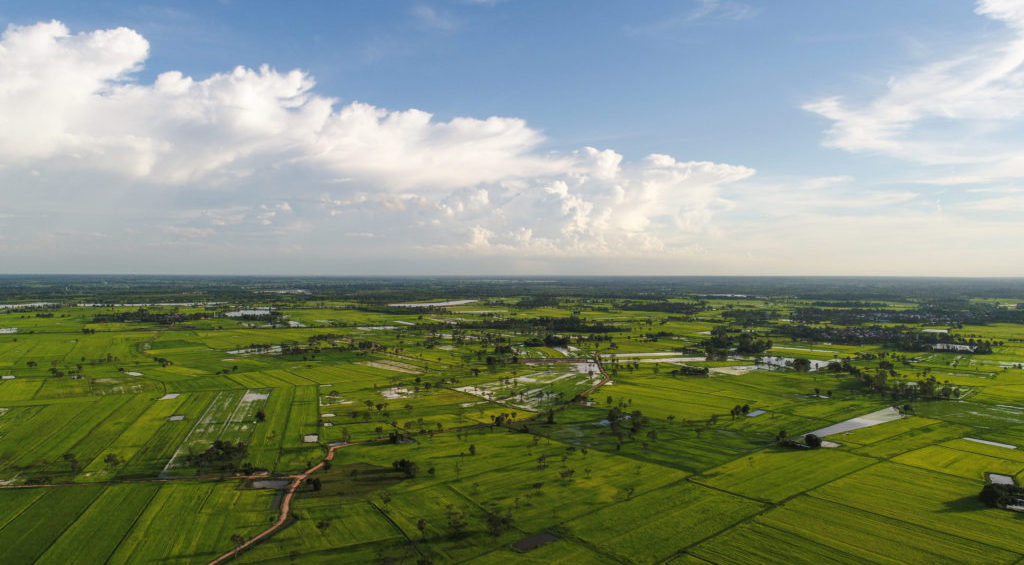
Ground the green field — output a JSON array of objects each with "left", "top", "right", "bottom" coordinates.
[{"left": 1, "top": 278, "right": 1024, "bottom": 564}]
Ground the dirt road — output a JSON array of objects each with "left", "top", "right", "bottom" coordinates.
[{"left": 207, "top": 440, "right": 375, "bottom": 565}]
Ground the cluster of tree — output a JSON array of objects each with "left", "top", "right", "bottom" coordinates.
[
  {"left": 979, "top": 482, "right": 1024, "bottom": 509},
  {"left": 606, "top": 407, "right": 648, "bottom": 437},
  {"left": 516, "top": 296, "right": 559, "bottom": 308},
  {"left": 669, "top": 365, "right": 710, "bottom": 377},
  {"left": 729, "top": 404, "right": 751, "bottom": 419},
  {"left": 388, "top": 431, "right": 407, "bottom": 444},
  {"left": 354, "top": 304, "right": 447, "bottom": 315},
  {"left": 720, "top": 309, "right": 777, "bottom": 326},
  {"left": 775, "top": 430, "right": 821, "bottom": 449},
  {"left": 826, "top": 358, "right": 960, "bottom": 400},
  {"left": 448, "top": 316, "right": 621, "bottom": 334},
  {"left": 789, "top": 358, "right": 813, "bottom": 372},
  {"left": 615, "top": 300, "right": 705, "bottom": 315},
  {"left": 446, "top": 504, "right": 468, "bottom": 538},
  {"left": 90, "top": 308, "right": 207, "bottom": 325},
  {"left": 392, "top": 459, "right": 418, "bottom": 478},
  {"left": 702, "top": 326, "right": 772, "bottom": 359},
  {"left": 809, "top": 301, "right": 891, "bottom": 308},
  {"left": 779, "top": 324, "right": 996, "bottom": 353},
  {"left": 792, "top": 301, "right": 1024, "bottom": 326},
  {"left": 484, "top": 508, "right": 514, "bottom": 537},
  {"left": 521, "top": 334, "right": 571, "bottom": 348},
  {"left": 186, "top": 440, "right": 249, "bottom": 473}
]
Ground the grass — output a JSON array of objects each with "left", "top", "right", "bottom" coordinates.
[
  {"left": 755, "top": 495, "right": 1020, "bottom": 565},
  {"left": 565, "top": 480, "right": 765, "bottom": 564},
  {"left": 892, "top": 444, "right": 1024, "bottom": 480},
  {"left": 695, "top": 448, "right": 876, "bottom": 503},
  {"left": 0, "top": 486, "right": 104, "bottom": 564},
  {"left": 3, "top": 293, "right": 1024, "bottom": 563},
  {"left": 106, "top": 481, "right": 275, "bottom": 565},
  {"left": 809, "top": 462, "right": 1024, "bottom": 553},
  {"left": 34, "top": 483, "right": 160, "bottom": 565}
]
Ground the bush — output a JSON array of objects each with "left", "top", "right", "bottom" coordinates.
[
  {"left": 392, "top": 458, "right": 418, "bottom": 478},
  {"left": 980, "top": 482, "right": 1024, "bottom": 508},
  {"left": 804, "top": 434, "right": 823, "bottom": 448}
]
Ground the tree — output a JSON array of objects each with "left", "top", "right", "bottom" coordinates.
[
  {"left": 485, "top": 509, "right": 514, "bottom": 537},
  {"left": 316, "top": 520, "right": 330, "bottom": 534},
  {"left": 980, "top": 482, "right": 1024, "bottom": 508},
  {"left": 417, "top": 518, "right": 427, "bottom": 540},
  {"left": 255, "top": 410, "right": 266, "bottom": 423},
  {"left": 393, "top": 459, "right": 418, "bottom": 478},
  {"left": 446, "top": 504, "right": 467, "bottom": 538},
  {"left": 804, "top": 434, "right": 823, "bottom": 449},
  {"left": 103, "top": 453, "right": 121, "bottom": 471},
  {"left": 230, "top": 533, "right": 246, "bottom": 548},
  {"left": 468, "top": 444, "right": 477, "bottom": 456},
  {"left": 186, "top": 440, "right": 248, "bottom": 473},
  {"left": 62, "top": 452, "right": 80, "bottom": 474}
]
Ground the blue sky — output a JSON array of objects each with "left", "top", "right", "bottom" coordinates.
[{"left": 0, "top": 1, "right": 1022, "bottom": 275}]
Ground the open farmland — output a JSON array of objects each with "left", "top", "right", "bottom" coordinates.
[{"left": 0, "top": 277, "right": 1024, "bottom": 564}]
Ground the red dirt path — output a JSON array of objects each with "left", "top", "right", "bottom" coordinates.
[{"left": 207, "top": 440, "right": 378, "bottom": 565}]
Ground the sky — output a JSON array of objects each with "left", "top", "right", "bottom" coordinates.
[{"left": 1, "top": 0, "right": 1023, "bottom": 276}]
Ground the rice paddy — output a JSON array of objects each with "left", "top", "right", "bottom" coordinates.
[{"left": 0, "top": 278, "right": 1023, "bottom": 564}]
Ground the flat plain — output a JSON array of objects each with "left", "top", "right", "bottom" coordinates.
[{"left": 0, "top": 276, "right": 1023, "bottom": 564}]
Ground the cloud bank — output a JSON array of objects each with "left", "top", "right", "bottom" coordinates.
[
  {"left": 1, "top": 7, "right": 1023, "bottom": 276},
  {"left": 0, "top": 19, "right": 753, "bottom": 270}
]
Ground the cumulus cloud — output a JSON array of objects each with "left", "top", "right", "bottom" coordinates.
[
  {"left": 0, "top": 19, "right": 758, "bottom": 267},
  {"left": 1, "top": 15, "right": 1020, "bottom": 275},
  {"left": 0, "top": 20, "right": 560, "bottom": 190}
]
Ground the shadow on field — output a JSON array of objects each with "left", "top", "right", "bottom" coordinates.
[{"left": 940, "top": 495, "right": 985, "bottom": 513}]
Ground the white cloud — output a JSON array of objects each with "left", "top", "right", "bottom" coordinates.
[
  {"left": 411, "top": 6, "right": 457, "bottom": 31},
  {"left": 801, "top": 176, "right": 853, "bottom": 190},
  {"left": 960, "top": 194, "right": 1024, "bottom": 211},
  {"left": 805, "top": 0, "right": 1024, "bottom": 173},
  {"left": 0, "top": 20, "right": 559, "bottom": 190},
  {"left": 0, "top": 20, "right": 765, "bottom": 267},
  {"left": 687, "top": 0, "right": 757, "bottom": 22},
  {"left": 164, "top": 226, "right": 215, "bottom": 238},
  {"left": 977, "top": 0, "right": 1024, "bottom": 29},
  {"left": 626, "top": 0, "right": 757, "bottom": 37},
  {"left": 7, "top": 18, "right": 1016, "bottom": 275}
]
